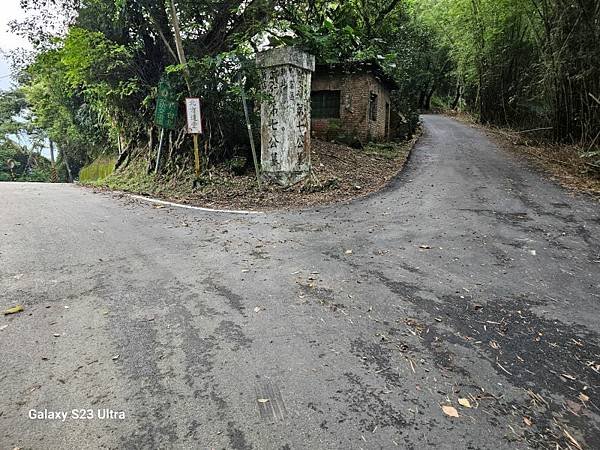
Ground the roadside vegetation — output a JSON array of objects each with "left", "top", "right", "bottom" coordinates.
[
  {"left": 411, "top": 0, "right": 600, "bottom": 194},
  {"left": 0, "top": 89, "right": 54, "bottom": 182},
  {"left": 0, "top": 0, "right": 597, "bottom": 194},
  {"left": 92, "top": 137, "right": 416, "bottom": 210},
  {"left": 78, "top": 157, "right": 116, "bottom": 183},
  {"left": 0, "top": 147, "right": 53, "bottom": 182}
]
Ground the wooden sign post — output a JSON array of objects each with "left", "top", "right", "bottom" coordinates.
[{"left": 185, "top": 98, "right": 203, "bottom": 178}]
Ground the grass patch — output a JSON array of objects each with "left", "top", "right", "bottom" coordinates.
[
  {"left": 364, "top": 141, "right": 412, "bottom": 160},
  {"left": 91, "top": 158, "right": 198, "bottom": 200},
  {"left": 102, "top": 159, "right": 155, "bottom": 192},
  {"left": 79, "top": 157, "right": 116, "bottom": 182}
]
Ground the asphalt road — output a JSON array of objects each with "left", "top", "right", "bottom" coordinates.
[{"left": 1, "top": 115, "right": 599, "bottom": 450}]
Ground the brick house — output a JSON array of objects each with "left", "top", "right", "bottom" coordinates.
[{"left": 311, "top": 62, "right": 398, "bottom": 145}]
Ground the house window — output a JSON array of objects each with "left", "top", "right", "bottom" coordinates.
[
  {"left": 369, "top": 93, "right": 378, "bottom": 121},
  {"left": 311, "top": 90, "right": 341, "bottom": 119}
]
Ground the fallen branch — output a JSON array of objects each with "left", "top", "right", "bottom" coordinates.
[
  {"left": 516, "top": 127, "right": 553, "bottom": 134},
  {"left": 497, "top": 361, "right": 513, "bottom": 376}
]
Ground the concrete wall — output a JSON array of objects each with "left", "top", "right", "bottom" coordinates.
[{"left": 311, "top": 72, "right": 392, "bottom": 144}]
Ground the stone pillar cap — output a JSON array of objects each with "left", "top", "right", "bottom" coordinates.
[{"left": 256, "top": 47, "right": 315, "bottom": 72}]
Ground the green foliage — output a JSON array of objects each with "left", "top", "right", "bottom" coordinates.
[
  {"left": 23, "top": 47, "right": 111, "bottom": 178},
  {"left": 279, "top": 0, "right": 443, "bottom": 127},
  {"left": 364, "top": 142, "right": 408, "bottom": 160},
  {"left": 0, "top": 90, "right": 28, "bottom": 139},
  {"left": 13, "top": 0, "right": 277, "bottom": 181},
  {"left": 226, "top": 156, "right": 248, "bottom": 176},
  {"left": 98, "top": 159, "right": 157, "bottom": 192},
  {"left": 170, "top": 52, "right": 261, "bottom": 162},
  {"left": 411, "top": 0, "right": 600, "bottom": 143},
  {"left": 13, "top": 0, "right": 430, "bottom": 186},
  {"left": 0, "top": 88, "right": 54, "bottom": 182},
  {"left": 11, "top": 0, "right": 596, "bottom": 189},
  {"left": 22, "top": 166, "right": 53, "bottom": 182},
  {"left": 79, "top": 156, "right": 116, "bottom": 182},
  {"left": 0, "top": 147, "right": 52, "bottom": 182}
]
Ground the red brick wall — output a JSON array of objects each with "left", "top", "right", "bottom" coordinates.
[{"left": 311, "top": 73, "right": 391, "bottom": 144}]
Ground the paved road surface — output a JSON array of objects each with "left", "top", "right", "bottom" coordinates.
[{"left": 1, "top": 115, "right": 599, "bottom": 449}]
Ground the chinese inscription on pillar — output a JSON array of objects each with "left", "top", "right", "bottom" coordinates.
[{"left": 257, "top": 47, "right": 315, "bottom": 186}]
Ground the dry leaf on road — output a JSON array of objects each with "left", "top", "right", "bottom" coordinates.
[
  {"left": 3, "top": 305, "right": 24, "bottom": 316},
  {"left": 442, "top": 405, "right": 459, "bottom": 418},
  {"left": 458, "top": 398, "right": 471, "bottom": 408}
]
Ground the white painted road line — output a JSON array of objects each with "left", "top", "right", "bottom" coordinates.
[{"left": 129, "top": 194, "right": 264, "bottom": 215}]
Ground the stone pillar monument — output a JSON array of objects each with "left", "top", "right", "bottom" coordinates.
[{"left": 256, "top": 47, "right": 315, "bottom": 186}]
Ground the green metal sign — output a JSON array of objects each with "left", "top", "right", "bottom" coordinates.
[{"left": 154, "top": 79, "right": 179, "bottom": 130}]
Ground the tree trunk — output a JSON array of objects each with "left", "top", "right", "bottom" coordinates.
[
  {"left": 115, "top": 148, "right": 129, "bottom": 170},
  {"left": 169, "top": 0, "right": 192, "bottom": 94},
  {"left": 418, "top": 90, "right": 426, "bottom": 109},
  {"left": 425, "top": 85, "right": 436, "bottom": 110},
  {"left": 451, "top": 83, "right": 461, "bottom": 109},
  {"left": 62, "top": 148, "right": 73, "bottom": 183},
  {"left": 49, "top": 139, "right": 55, "bottom": 164}
]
